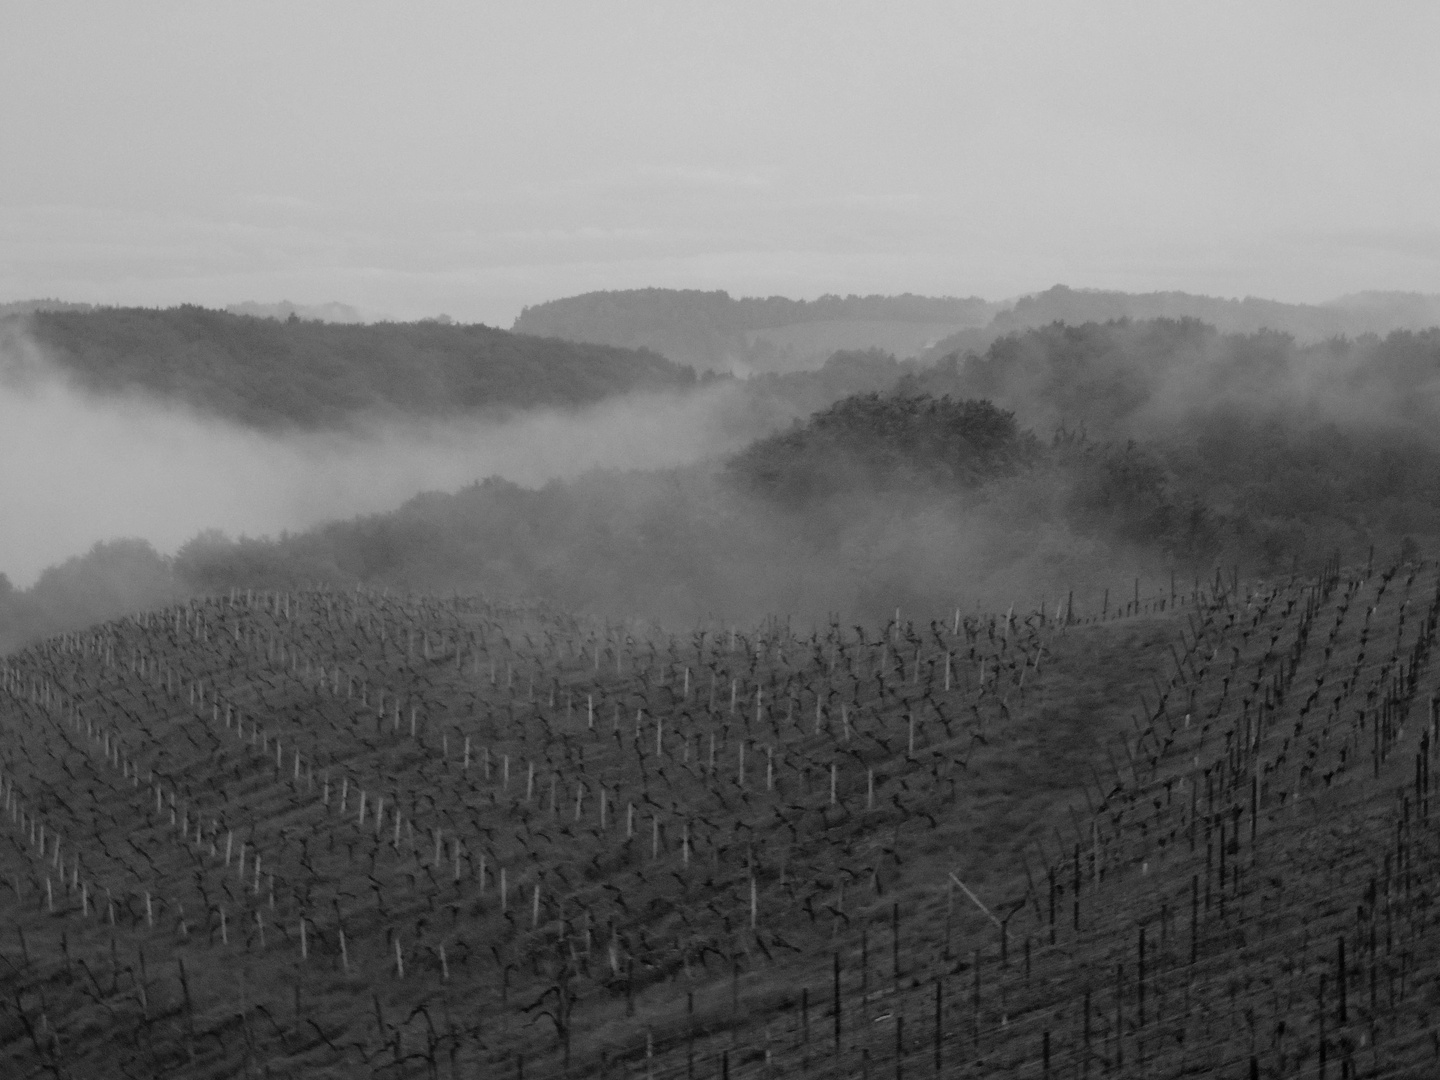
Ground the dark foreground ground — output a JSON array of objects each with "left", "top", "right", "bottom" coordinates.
[{"left": 0, "top": 559, "right": 1436, "bottom": 1077}]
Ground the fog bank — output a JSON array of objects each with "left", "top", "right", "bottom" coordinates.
[{"left": 0, "top": 337, "right": 753, "bottom": 587}]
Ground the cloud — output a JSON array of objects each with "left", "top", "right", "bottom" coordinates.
[{"left": 0, "top": 330, "right": 755, "bottom": 587}]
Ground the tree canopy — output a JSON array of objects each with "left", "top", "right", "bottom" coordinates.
[{"left": 12, "top": 305, "right": 697, "bottom": 430}]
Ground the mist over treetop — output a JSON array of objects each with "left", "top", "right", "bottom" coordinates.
[
  {"left": 912, "top": 316, "right": 1440, "bottom": 439},
  {"left": 5, "top": 310, "right": 1440, "bottom": 647},
  {"left": 153, "top": 317, "right": 1440, "bottom": 628}
]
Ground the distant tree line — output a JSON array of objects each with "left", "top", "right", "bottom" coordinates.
[
  {"left": 10, "top": 305, "right": 697, "bottom": 430},
  {"left": 6, "top": 316, "right": 1440, "bottom": 646}
]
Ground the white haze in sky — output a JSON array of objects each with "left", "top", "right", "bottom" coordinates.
[
  {"left": 3, "top": 2, "right": 1439, "bottom": 322},
  {"left": 4, "top": 2, "right": 1439, "bottom": 589},
  {"left": 0, "top": 361, "right": 750, "bottom": 588}
]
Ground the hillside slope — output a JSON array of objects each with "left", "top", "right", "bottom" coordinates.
[
  {"left": 923, "top": 285, "right": 1440, "bottom": 363},
  {"left": 0, "top": 557, "right": 1438, "bottom": 1076},
  {"left": 7, "top": 306, "right": 697, "bottom": 430},
  {"left": 512, "top": 289, "right": 998, "bottom": 374}
]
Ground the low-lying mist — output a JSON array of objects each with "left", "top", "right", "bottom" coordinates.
[
  {"left": 911, "top": 319, "right": 1440, "bottom": 445},
  {"left": 7, "top": 315, "right": 1440, "bottom": 652},
  {"left": 171, "top": 394, "right": 1216, "bottom": 630},
  {"left": 176, "top": 463, "right": 1178, "bottom": 632},
  {"left": 0, "top": 333, "right": 759, "bottom": 588}
]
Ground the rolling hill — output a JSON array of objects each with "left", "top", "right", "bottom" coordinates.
[
  {"left": 5, "top": 305, "right": 698, "bottom": 431},
  {"left": 2, "top": 306, "right": 1440, "bottom": 1075},
  {"left": 508, "top": 285, "right": 1440, "bottom": 378},
  {"left": 512, "top": 290, "right": 999, "bottom": 375},
  {"left": 921, "top": 285, "right": 1440, "bottom": 365},
  {"left": 0, "top": 554, "right": 1436, "bottom": 1076}
]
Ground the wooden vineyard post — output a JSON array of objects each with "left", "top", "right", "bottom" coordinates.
[
  {"left": 1250, "top": 772, "right": 1258, "bottom": 850},
  {"left": 178, "top": 956, "right": 196, "bottom": 1063},
  {"left": 1073, "top": 844, "right": 1081, "bottom": 931},
  {"left": 801, "top": 986, "right": 808, "bottom": 1047},
  {"left": 1114, "top": 963, "right": 1122, "bottom": 1071},
  {"left": 1191, "top": 875, "right": 1199, "bottom": 966},
  {"left": 834, "top": 951, "right": 841, "bottom": 1057},
  {"left": 1048, "top": 867, "right": 1056, "bottom": 945},
  {"left": 892, "top": 902, "right": 900, "bottom": 991},
  {"left": 862, "top": 927, "right": 869, "bottom": 1000},
  {"left": 1138, "top": 925, "right": 1146, "bottom": 1030},
  {"left": 1337, "top": 937, "right": 1346, "bottom": 1023},
  {"left": 972, "top": 950, "right": 980, "bottom": 1054},
  {"left": 730, "top": 956, "right": 739, "bottom": 1025},
  {"left": 1092, "top": 820, "right": 1100, "bottom": 888},
  {"left": 933, "top": 977, "right": 942, "bottom": 1076},
  {"left": 137, "top": 946, "right": 149, "bottom": 1019},
  {"left": 942, "top": 887, "right": 951, "bottom": 960},
  {"left": 687, "top": 991, "right": 697, "bottom": 1078}
]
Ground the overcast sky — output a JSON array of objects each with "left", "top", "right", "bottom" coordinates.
[{"left": 4, "top": 2, "right": 1439, "bottom": 325}]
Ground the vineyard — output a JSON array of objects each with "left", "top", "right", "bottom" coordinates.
[{"left": 1, "top": 558, "right": 1438, "bottom": 1078}]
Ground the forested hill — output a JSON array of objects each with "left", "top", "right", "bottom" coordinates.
[
  {"left": 512, "top": 285, "right": 1440, "bottom": 376},
  {"left": 7, "top": 305, "right": 697, "bottom": 430},
  {"left": 512, "top": 288, "right": 998, "bottom": 373},
  {"left": 159, "top": 319, "right": 1440, "bottom": 626},
  {"left": 994, "top": 285, "right": 1375, "bottom": 338},
  {"left": 10, "top": 315, "right": 1440, "bottom": 647},
  {"left": 726, "top": 394, "right": 1038, "bottom": 504},
  {"left": 906, "top": 316, "right": 1440, "bottom": 438},
  {"left": 922, "top": 284, "right": 1440, "bottom": 362}
]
